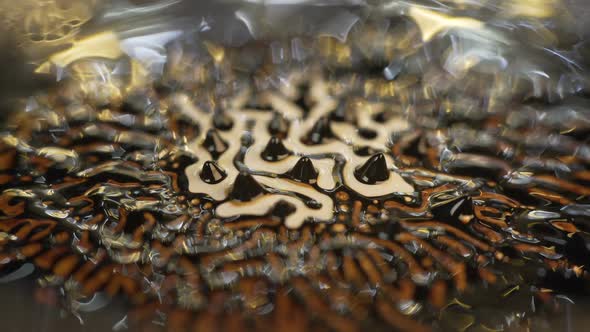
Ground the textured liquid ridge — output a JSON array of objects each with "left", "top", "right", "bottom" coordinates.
[
  {"left": 1, "top": 6, "right": 590, "bottom": 329},
  {"left": 1, "top": 67, "right": 590, "bottom": 331}
]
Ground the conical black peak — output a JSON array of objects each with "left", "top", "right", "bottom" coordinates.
[
  {"left": 230, "top": 172, "right": 265, "bottom": 201},
  {"left": 200, "top": 161, "right": 227, "bottom": 184},
  {"left": 201, "top": 129, "right": 228, "bottom": 159},
  {"left": 261, "top": 137, "right": 290, "bottom": 162},
  {"left": 288, "top": 157, "right": 318, "bottom": 184},
  {"left": 303, "top": 116, "right": 334, "bottom": 145},
  {"left": 354, "top": 153, "right": 390, "bottom": 184},
  {"left": 268, "top": 112, "right": 290, "bottom": 138},
  {"left": 212, "top": 111, "right": 234, "bottom": 131},
  {"left": 330, "top": 100, "right": 356, "bottom": 123}
]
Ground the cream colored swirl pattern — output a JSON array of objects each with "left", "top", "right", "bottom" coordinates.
[{"left": 179, "top": 78, "right": 414, "bottom": 228}]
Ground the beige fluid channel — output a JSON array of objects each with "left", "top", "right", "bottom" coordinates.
[{"left": 175, "top": 75, "right": 414, "bottom": 228}]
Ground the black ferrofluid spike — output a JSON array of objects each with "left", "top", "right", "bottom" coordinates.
[
  {"left": 212, "top": 110, "right": 234, "bottom": 131},
  {"left": 268, "top": 112, "right": 290, "bottom": 138},
  {"left": 201, "top": 129, "right": 228, "bottom": 159},
  {"left": 354, "top": 153, "right": 390, "bottom": 184},
  {"left": 200, "top": 160, "right": 227, "bottom": 184},
  {"left": 261, "top": 136, "right": 290, "bottom": 162},
  {"left": 230, "top": 172, "right": 265, "bottom": 201},
  {"left": 303, "top": 116, "right": 334, "bottom": 145},
  {"left": 288, "top": 157, "right": 318, "bottom": 184}
]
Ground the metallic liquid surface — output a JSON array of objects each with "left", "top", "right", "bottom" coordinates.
[{"left": 1, "top": 1, "right": 590, "bottom": 331}]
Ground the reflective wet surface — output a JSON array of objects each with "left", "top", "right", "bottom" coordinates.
[{"left": 1, "top": 1, "right": 590, "bottom": 331}]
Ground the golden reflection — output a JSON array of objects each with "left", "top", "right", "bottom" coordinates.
[
  {"left": 505, "top": 0, "right": 561, "bottom": 18},
  {"left": 1, "top": 0, "right": 99, "bottom": 55},
  {"left": 407, "top": 6, "right": 484, "bottom": 42},
  {"left": 35, "top": 32, "right": 123, "bottom": 74}
]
